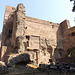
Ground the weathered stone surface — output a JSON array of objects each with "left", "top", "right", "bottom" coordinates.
[
  {"left": 1, "top": 46, "right": 7, "bottom": 62},
  {"left": 60, "top": 20, "right": 75, "bottom": 50},
  {"left": 15, "top": 36, "right": 25, "bottom": 53},
  {"left": 0, "top": 61, "right": 8, "bottom": 74},
  {"left": 1, "top": 3, "right": 75, "bottom": 65},
  {"left": 14, "top": 3, "right": 26, "bottom": 53},
  {"left": 7, "top": 53, "right": 30, "bottom": 67}
]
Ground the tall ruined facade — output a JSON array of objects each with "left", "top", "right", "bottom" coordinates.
[{"left": 0, "top": 3, "right": 75, "bottom": 65}]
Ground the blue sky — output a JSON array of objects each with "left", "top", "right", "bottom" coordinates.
[{"left": 0, "top": 0, "right": 75, "bottom": 33}]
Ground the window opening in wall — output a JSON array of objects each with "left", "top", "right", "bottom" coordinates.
[
  {"left": 49, "top": 59, "right": 52, "bottom": 63},
  {"left": 12, "top": 8, "right": 15, "bottom": 10},
  {"left": 9, "top": 29, "right": 12, "bottom": 34},
  {"left": 8, "top": 29, "right": 12, "bottom": 38},
  {"left": 25, "top": 27, "right": 27, "bottom": 29},
  {"left": 59, "top": 51, "right": 62, "bottom": 56},
  {"left": 52, "top": 25, "right": 54, "bottom": 28},
  {"left": 72, "top": 32, "right": 75, "bottom": 36},
  {"left": 26, "top": 36, "right": 30, "bottom": 40}
]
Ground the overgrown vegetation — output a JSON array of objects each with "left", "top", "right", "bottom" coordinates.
[{"left": 65, "top": 47, "right": 75, "bottom": 57}]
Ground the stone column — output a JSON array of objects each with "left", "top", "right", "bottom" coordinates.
[
  {"left": 15, "top": 3, "right": 26, "bottom": 53},
  {"left": 16, "top": 3, "right": 26, "bottom": 37},
  {"left": 52, "top": 47, "right": 56, "bottom": 64}
]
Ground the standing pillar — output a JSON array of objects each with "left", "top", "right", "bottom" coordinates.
[
  {"left": 15, "top": 3, "right": 26, "bottom": 53},
  {"left": 52, "top": 47, "right": 56, "bottom": 64}
]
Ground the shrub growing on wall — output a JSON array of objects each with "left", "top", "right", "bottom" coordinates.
[{"left": 65, "top": 47, "right": 75, "bottom": 57}]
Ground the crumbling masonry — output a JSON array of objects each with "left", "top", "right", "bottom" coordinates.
[{"left": 0, "top": 3, "right": 75, "bottom": 65}]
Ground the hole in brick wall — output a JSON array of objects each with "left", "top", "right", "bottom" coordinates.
[
  {"left": 12, "top": 8, "right": 15, "bottom": 10},
  {"left": 52, "top": 25, "right": 54, "bottom": 28},
  {"left": 8, "top": 29, "right": 12, "bottom": 38},
  {"left": 49, "top": 59, "right": 52, "bottom": 62},
  {"left": 26, "top": 36, "right": 30, "bottom": 40},
  {"left": 72, "top": 32, "right": 75, "bottom": 36},
  {"left": 23, "top": 18, "right": 25, "bottom": 19},
  {"left": 25, "top": 27, "right": 27, "bottom": 29}
]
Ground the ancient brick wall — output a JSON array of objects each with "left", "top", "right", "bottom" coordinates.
[
  {"left": 60, "top": 20, "right": 75, "bottom": 50},
  {"left": 64, "top": 27, "right": 75, "bottom": 50},
  {"left": 25, "top": 16, "right": 64, "bottom": 49},
  {"left": 12, "top": 3, "right": 26, "bottom": 53},
  {"left": 57, "top": 56, "right": 75, "bottom": 63},
  {"left": 1, "top": 4, "right": 64, "bottom": 64},
  {"left": 1, "top": 6, "right": 16, "bottom": 61},
  {"left": 1, "top": 3, "right": 75, "bottom": 64},
  {"left": 1, "top": 5, "right": 15, "bottom": 46},
  {"left": 3, "top": 5, "right": 15, "bottom": 24},
  {"left": 25, "top": 16, "right": 65, "bottom": 63}
]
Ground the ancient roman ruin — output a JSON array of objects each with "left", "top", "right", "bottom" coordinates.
[{"left": 0, "top": 3, "right": 75, "bottom": 65}]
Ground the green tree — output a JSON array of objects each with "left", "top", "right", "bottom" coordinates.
[{"left": 70, "top": 0, "right": 75, "bottom": 12}]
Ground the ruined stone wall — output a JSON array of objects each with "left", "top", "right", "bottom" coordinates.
[
  {"left": 63, "top": 27, "right": 75, "bottom": 50},
  {"left": 1, "top": 6, "right": 16, "bottom": 61},
  {"left": 57, "top": 56, "right": 75, "bottom": 63},
  {"left": 25, "top": 16, "right": 64, "bottom": 49},
  {"left": 60, "top": 20, "right": 75, "bottom": 50},
  {"left": 1, "top": 5, "right": 15, "bottom": 47},
  {"left": 1, "top": 4, "right": 73, "bottom": 64},
  {"left": 3, "top": 5, "right": 15, "bottom": 24},
  {"left": 1, "top": 4, "right": 64, "bottom": 64},
  {"left": 12, "top": 3, "right": 26, "bottom": 53},
  {"left": 25, "top": 16, "right": 64, "bottom": 63}
]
